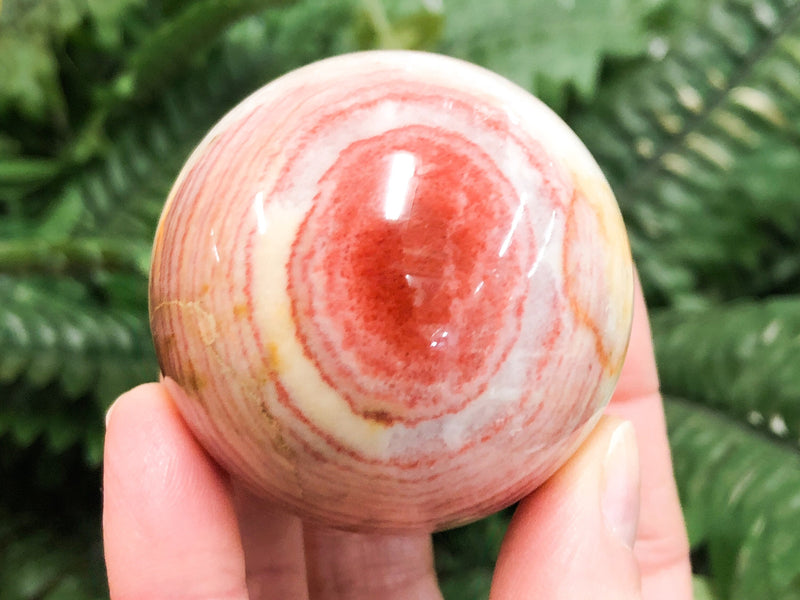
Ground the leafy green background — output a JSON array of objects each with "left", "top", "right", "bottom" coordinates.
[{"left": 1, "top": 0, "right": 799, "bottom": 598}]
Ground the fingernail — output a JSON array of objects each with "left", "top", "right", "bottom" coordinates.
[
  {"left": 601, "top": 421, "right": 640, "bottom": 549},
  {"left": 105, "top": 401, "right": 117, "bottom": 427}
]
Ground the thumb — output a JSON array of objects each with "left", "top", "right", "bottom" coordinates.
[{"left": 490, "top": 417, "right": 642, "bottom": 599}]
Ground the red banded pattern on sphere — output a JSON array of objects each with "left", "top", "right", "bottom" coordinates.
[
  {"left": 290, "top": 124, "right": 532, "bottom": 425},
  {"left": 149, "top": 51, "right": 634, "bottom": 532}
]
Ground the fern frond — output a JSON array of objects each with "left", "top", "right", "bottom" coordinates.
[
  {"left": 0, "top": 489, "right": 105, "bottom": 600},
  {"left": 29, "top": 49, "right": 258, "bottom": 252},
  {"left": 0, "top": 236, "right": 150, "bottom": 276},
  {"left": 0, "top": 275, "right": 155, "bottom": 462},
  {"left": 1, "top": 1, "right": 367, "bottom": 467},
  {"left": 572, "top": 0, "right": 800, "bottom": 307},
  {"left": 50, "top": 20, "right": 291, "bottom": 247},
  {"left": 653, "top": 296, "right": 800, "bottom": 446},
  {"left": 43, "top": 1, "right": 364, "bottom": 257},
  {"left": 666, "top": 397, "right": 800, "bottom": 600},
  {"left": 114, "top": 0, "right": 294, "bottom": 104},
  {"left": 0, "top": 157, "right": 61, "bottom": 186},
  {"left": 434, "top": 510, "right": 510, "bottom": 600},
  {"left": 0, "top": 430, "right": 108, "bottom": 598}
]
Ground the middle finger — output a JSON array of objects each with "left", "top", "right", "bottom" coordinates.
[{"left": 234, "top": 485, "right": 310, "bottom": 600}]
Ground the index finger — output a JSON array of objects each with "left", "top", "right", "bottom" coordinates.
[
  {"left": 604, "top": 275, "right": 692, "bottom": 599},
  {"left": 103, "top": 383, "right": 249, "bottom": 599}
]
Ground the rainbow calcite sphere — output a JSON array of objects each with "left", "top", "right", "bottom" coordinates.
[{"left": 149, "top": 51, "right": 633, "bottom": 532}]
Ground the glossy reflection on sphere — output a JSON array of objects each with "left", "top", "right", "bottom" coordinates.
[{"left": 149, "top": 50, "right": 634, "bottom": 532}]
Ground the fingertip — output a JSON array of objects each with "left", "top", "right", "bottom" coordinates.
[
  {"left": 103, "top": 382, "right": 247, "bottom": 599},
  {"left": 105, "top": 382, "right": 168, "bottom": 428},
  {"left": 490, "top": 417, "right": 642, "bottom": 599}
]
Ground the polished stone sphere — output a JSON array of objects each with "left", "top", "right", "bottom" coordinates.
[{"left": 149, "top": 51, "right": 634, "bottom": 532}]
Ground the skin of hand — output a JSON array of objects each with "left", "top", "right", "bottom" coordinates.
[{"left": 103, "top": 277, "right": 692, "bottom": 600}]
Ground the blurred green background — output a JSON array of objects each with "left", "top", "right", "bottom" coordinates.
[{"left": 2, "top": 0, "right": 800, "bottom": 598}]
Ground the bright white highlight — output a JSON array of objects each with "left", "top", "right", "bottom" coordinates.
[
  {"left": 253, "top": 191, "right": 268, "bottom": 234},
  {"left": 528, "top": 211, "right": 557, "bottom": 278},
  {"left": 430, "top": 328, "right": 448, "bottom": 348},
  {"left": 383, "top": 151, "right": 417, "bottom": 221},
  {"left": 498, "top": 198, "right": 526, "bottom": 257},
  {"left": 209, "top": 228, "right": 221, "bottom": 263}
]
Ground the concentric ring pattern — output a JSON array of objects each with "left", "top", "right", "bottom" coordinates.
[{"left": 149, "top": 51, "right": 634, "bottom": 532}]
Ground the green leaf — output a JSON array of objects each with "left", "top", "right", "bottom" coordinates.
[
  {"left": 114, "top": 0, "right": 294, "bottom": 104},
  {"left": 693, "top": 574, "right": 718, "bottom": 600},
  {"left": 85, "top": 0, "right": 145, "bottom": 48},
  {"left": 572, "top": 0, "right": 800, "bottom": 306},
  {"left": 258, "top": 0, "right": 365, "bottom": 66},
  {"left": 35, "top": 184, "right": 86, "bottom": 242},
  {"left": 0, "top": 30, "right": 62, "bottom": 121},
  {"left": 35, "top": 0, "right": 371, "bottom": 250},
  {"left": 0, "top": 132, "right": 22, "bottom": 156},
  {"left": 653, "top": 297, "right": 800, "bottom": 446},
  {"left": 0, "top": 505, "right": 106, "bottom": 600},
  {"left": 0, "top": 274, "right": 155, "bottom": 458},
  {"left": 0, "top": 0, "right": 134, "bottom": 123},
  {"left": 438, "top": 0, "right": 652, "bottom": 110},
  {"left": 0, "top": 157, "right": 61, "bottom": 185},
  {"left": 439, "top": 568, "right": 493, "bottom": 600},
  {"left": 434, "top": 510, "right": 511, "bottom": 599},
  {"left": 356, "top": 0, "right": 444, "bottom": 50},
  {"left": 0, "top": 352, "right": 28, "bottom": 385},
  {"left": 0, "top": 235, "right": 152, "bottom": 276},
  {"left": 0, "top": 0, "right": 84, "bottom": 32},
  {"left": 667, "top": 398, "right": 800, "bottom": 600}
]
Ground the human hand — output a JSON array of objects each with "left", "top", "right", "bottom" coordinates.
[
  {"left": 103, "top": 278, "right": 691, "bottom": 599},
  {"left": 488, "top": 276, "right": 692, "bottom": 599}
]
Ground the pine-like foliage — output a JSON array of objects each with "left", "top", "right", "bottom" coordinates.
[{"left": 1, "top": 0, "right": 798, "bottom": 598}]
